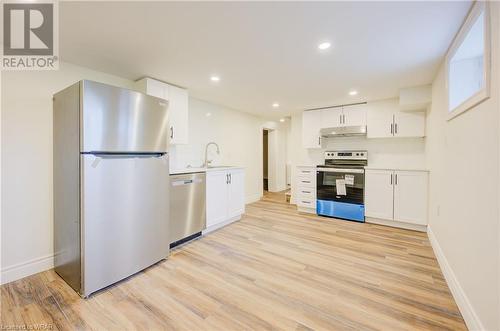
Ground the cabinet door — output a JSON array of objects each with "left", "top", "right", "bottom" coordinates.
[
  {"left": 145, "top": 78, "right": 167, "bottom": 99},
  {"left": 320, "top": 107, "right": 342, "bottom": 128},
  {"left": 393, "top": 171, "right": 428, "bottom": 225},
  {"left": 206, "top": 171, "right": 228, "bottom": 227},
  {"left": 367, "top": 108, "right": 395, "bottom": 138},
  {"left": 343, "top": 104, "right": 367, "bottom": 127},
  {"left": 365, "top": 170, "right": 394, "bottom": 220},
  {"left": 394, "top": 112, "right": 425, "bottom": 138},
  {"left": 168, "top": 85, "right": 189, "bottom": 145},
  {"left": 227, "top": 169, "right": 245, "bottom": 219},
  {"left": 302, "top": 110, "right": 323, "bottom": 149}
]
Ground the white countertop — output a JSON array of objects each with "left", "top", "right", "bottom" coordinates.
[
  {"left": 364, "top": 166, "right": 429, "bottom": 172},
  {"left": 296, "top": 165, "right": 428, "bottom": 172},
  {"left": 170, "top": 166, "right": 244, "bottom": 175}
]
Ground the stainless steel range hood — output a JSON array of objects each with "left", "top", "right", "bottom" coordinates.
[{"left": 320, "top": 126, "right": 367, "bottom": 137}]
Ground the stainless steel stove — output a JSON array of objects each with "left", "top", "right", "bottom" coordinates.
[{"left": 316, "top": 151, "right": 367, "bottom": 222}]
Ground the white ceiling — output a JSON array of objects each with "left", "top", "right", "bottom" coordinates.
[{"left": 60, "top": 1, "right": 471, "bottom": 118}]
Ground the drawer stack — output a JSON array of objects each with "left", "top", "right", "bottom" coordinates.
[{"left": 295, "top": 166, "right": 317, "bottom": 214}]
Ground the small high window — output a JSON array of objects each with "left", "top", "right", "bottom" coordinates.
[{"left": 446, "top": 2, "right": 490, "bottom": 120}]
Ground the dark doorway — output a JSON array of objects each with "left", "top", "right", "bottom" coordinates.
[{"left": 263, "top": 130, "right": 269, "bottom": 191}]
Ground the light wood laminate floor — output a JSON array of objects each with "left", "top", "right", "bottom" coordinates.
[{"left": 1, "top": 194, "right": 466, "bottom": 330}]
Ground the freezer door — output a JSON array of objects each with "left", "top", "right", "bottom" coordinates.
[
  {"left": 81, "top": 153, "right": 169, "bottom": 297},
  {"left": 81, "top": 80, "right": 169, "bottom": 153}
]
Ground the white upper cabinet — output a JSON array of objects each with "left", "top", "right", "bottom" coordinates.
[
  {"left": 141, "top": 78, "right": 167, "bottom": 99},
  {"left": 367, "top": 99, "right": 425, "bottom": 138},
  {"left": 343, "top": 104, "right": 367, "bottom": 127},
  {"left": 320, "top": 107, "right": 342, "bottom": 128},
  {"left": 168, "top": 85, "right": 189, "bottom": 145},
  {"left": 393, "top": 112, "right": 425, "bottom": 138},
  {"left": 302, "top": 110, "right": 323, "bottom": 149},
  {"left": 320, "top": 104, "right": 367, "bottom": 128},
  {"left": 366, "top": 106, "right": 394, "bottom": 138},
  {"left": 135, "top": 78, "right": 189, "bottom": 145}
]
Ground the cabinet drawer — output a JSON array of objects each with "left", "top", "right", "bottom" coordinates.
[
  {"left": 297, "top": 198, "right": 316, "bottom": 208},
  {"left": 297, "top": 188, "right": 315, "bottom": 200},
  {"left": 297, "top": 168, "right": 316, "bottom": 176},
  {"left": 297, "top": 176, "right": 315, "bottom": 187}
]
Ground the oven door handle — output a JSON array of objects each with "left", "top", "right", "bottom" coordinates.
[{"left": 317, "top": 168, "right": 365, "bottom": 174}]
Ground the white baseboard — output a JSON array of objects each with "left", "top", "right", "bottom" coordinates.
[
  {"left": 427, "top": 226, "right": 484, "bottom": 331},
  {"left": 245, "top": 193, "right": 261, "bottom": 204},
  {"left": 366, "top": 217, "right": 427, "bottom": 232},
  {"left": 1, "top": 254, "right": 54, "bottom": 285},
  {"left": 297, "top": 206, "right": 316, "bottom": 214},
  {"left": 202, "top": 215, "right": 241, "bottom": 235}
]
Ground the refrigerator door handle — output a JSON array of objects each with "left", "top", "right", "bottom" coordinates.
[{"left": 84, "top": 152, "right": 166, "bottom": 158}]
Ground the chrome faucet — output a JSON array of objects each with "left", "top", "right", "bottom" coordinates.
[{"left": 204, "top": 142, "right": 220, "bottom": 167}]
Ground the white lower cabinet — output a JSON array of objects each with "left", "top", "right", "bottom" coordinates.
[
  {"left": 227, "top": 169, "right": 245, "bottom": 219},
  {"left": 295, "top": 166, "right": 317, "bottom": 213},
  {"left": 206, "top": 168, "right": 245, "bottom": 232},
  {"left": 393, "top": 171, "right": 428, "bottom": 225},
  {"left": 364, "top": 170, "right": 394, "bottom": 220},
  {"left": 365, "top": 169, "right": 428, "bottom": 229}
]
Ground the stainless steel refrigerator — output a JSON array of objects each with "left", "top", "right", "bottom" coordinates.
[{"left": 53, "top": 80, "right": 170, "bottom": 297}]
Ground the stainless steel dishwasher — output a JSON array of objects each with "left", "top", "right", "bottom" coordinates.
[{"left": 169, "top": 172, "right": 206, "bottom": 247}]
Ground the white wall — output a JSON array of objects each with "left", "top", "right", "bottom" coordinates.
[
  {"left": 425, "top": 4, "right": 499, "bottom": 330},
  {"left": 1, "top": 62, "right": 135, "bottom": 284},
  {"left": 169, "top": 98, "right": 265, "bottom": 202}
]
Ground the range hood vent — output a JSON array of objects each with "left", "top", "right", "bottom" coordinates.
[{"left": 320, "top": 125, "right": 367, "bottom": 137}]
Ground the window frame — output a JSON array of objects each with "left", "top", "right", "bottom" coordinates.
[{"left": 445, "top": 1, "right": 491, "bottom": 121}]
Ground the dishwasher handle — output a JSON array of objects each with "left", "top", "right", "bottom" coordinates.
[{"left": 172, "top": 178, "right": 204, "bottom": 186}]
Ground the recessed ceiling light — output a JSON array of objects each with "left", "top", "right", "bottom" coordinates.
[
  {"left": 206, "top": 112, "right": 212, "bottom": 117},
  {"left": 349, "top": 90, "right": 358, "bottom": 96},
  {"left": 279, "top": 118, "right": 285, "bottom": 122},
  {"left": 210, "top": 76, "right": 220, "bottom": 82},
  {"left": 318, "top": 42, "right": 331, "bottom": 50},
  {"left": 272, "top": 103, "right": 280, "bottom": 108}
]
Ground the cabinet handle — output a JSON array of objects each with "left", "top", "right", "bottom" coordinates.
[
  {"left": 226, "top": 174, "right": 229, "bottom": 184},
  {"left": 390, "top": 174, "right": 393, "bottom": 185},
  {"left": 395, "top": 123, "right": 398, "bottom": 134},
  {"left": 302, "top": 191, "right": 311, "bottom": 194},
  {"left": 170, "top": 126, "right": 174, "bottom": 139},
  {"left": 343, "top": 114, "right": 346, "bottom": 124},
  {"left": 229, "top": 173, "right": 232, "bottom": 184},
  {"left": 318, "top": 136, "right": 321, "bottom": 145},
  {"left": 395, "top": 174, "right": 398, "bottom": 185},
  {"left": 390, "top": 123, "right": 393, "bottom": 135}
]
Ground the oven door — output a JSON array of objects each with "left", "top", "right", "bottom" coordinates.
[{"left": 316, "top": 168, "right": 365, "bottom": 204}]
